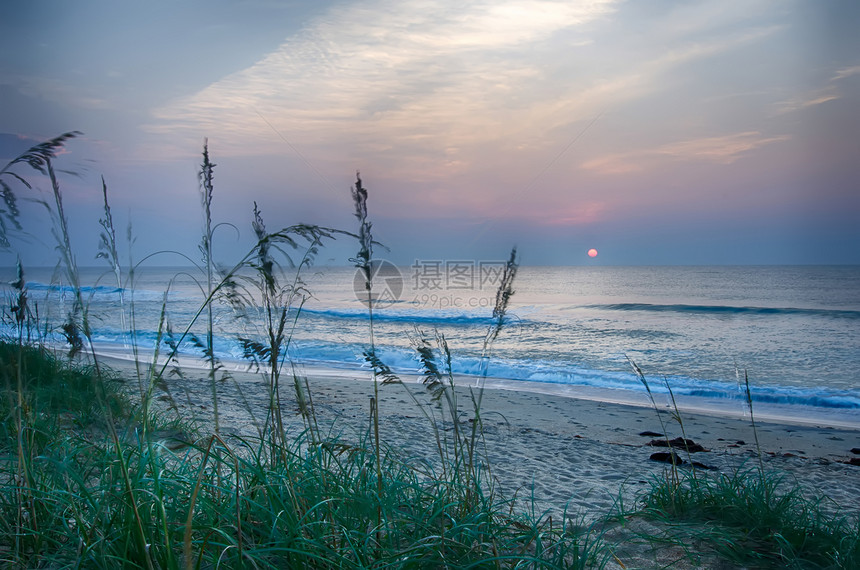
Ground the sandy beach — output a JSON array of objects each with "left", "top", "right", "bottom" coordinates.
[{"left": 100, "top": 354, "right": 860, "bottom": 568}]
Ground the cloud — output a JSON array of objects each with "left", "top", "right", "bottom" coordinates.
[
  {"left": 773, "top": 87, "right": 840, "bottom": 115},
  {"left": 832, "top": 65, "right": 860, "bottom": 81},
  {"left": 580, "top": 131, "right": 790, "bottom": 174},
  {"left": 774, "top": 61, "right": 860, "bottom": 114},
  {"left": 148, "top": 0, "right": 781, "bottom": 170},
  {"left": 145, "top": 0, "right": 785, "bottom": 187},
  {"left": 146, "top": 1, "right": 620, "bottom": 160}
]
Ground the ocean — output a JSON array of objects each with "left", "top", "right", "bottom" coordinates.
[{"left": 3, "top": 264, "right": 859, "bottom": 427}]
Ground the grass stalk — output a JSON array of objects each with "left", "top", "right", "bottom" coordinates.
[
  {"left": 97, "top": 176, "right": 127, "bottom": 335},
  {"left": 468, "top": 246, "right": 517, "bottom": 498},
  {"left": 198, "top": 141, "right": 220, "bottom": 435},
  {"left": 628, "top": 358, "right": 681, "bottom": 487},
  {"left": 742, "top": 369, "right": 768, "bottom": 488},
  {"left": 236, "top": 202, "right": 324, "bottom": 446},
  {"left": 349, "top": 172, "right": 385, "bottom": 543}
]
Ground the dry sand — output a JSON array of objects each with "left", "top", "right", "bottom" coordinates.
[{"left": 103, "top": 355, "right": 860, "bottom": 569}]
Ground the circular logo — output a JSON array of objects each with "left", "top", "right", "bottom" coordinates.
[{"left": 353, "top": 260, "right": 403, "bottom": 309}]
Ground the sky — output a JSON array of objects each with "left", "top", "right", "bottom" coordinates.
[{"left": 1, "top": 0, "right": 858, "bottom": 268}]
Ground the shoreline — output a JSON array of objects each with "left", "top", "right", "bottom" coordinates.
[{"left": 94, "top": 344, "right": 860, "bottom": 433}]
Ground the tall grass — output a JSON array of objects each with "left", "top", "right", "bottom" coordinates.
[
  {"left": 231, "top": 201, "right": 334, "bottom": 447},
  {"left": 348, "top": 171, "right": 390, "bottom": 550},
  {"left": 97, "top": 176, "right": 127, "bottom": 339},
  {"left": 1, "top": 346, "right": 607, "bottom": 568},
  {"left": 0, "top": 132, "right": 134, "bottom": 563},
  {"left": 197, "top": 141, "right": 222, "bottom": 435},
  {"left": 0, "top": 131, "right": 100, "bottom": 368},
  {"left": 0, "top": 135, "right": 607, "bottom": 568}
]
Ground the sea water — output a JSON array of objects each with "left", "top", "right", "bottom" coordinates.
[{"left": 3, "top": 264, "right": 859, "bottom": 426}]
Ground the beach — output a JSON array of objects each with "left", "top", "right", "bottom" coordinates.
[{"left": 103, "top": 354, "right": 860, "bottom": 567}]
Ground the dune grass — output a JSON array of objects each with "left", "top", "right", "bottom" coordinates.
[
  {"left": 1, "top": 133, "right": 857, "bottom": 568},
  {"left": 0, "top": 340, "right": 607, "bottom": 569},
  {"left": 635, "top": 467, "right": 860, "bottom": 569},
  {"left": 0, "top": 341, "right": 131, "bottom": 466},
  {"left": 620, "top": 362, "right": 860, "bottom": 569},
  {"left": 0, "top": 136, "right": 608, "bottom": 568}
]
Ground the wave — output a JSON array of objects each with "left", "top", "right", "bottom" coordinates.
[
  {"left": 24, "top": 281, "right": 124, "bottom": 295},
  {"left": 586, "top": 303, "right": 860, "bottom": 319},
  {"left": 6, "top": 320, "right": 857, "bottom": 414},
  {"left": 683, "top": 387, "right": 860, "bottom": 409},
  {"left": 300, "top": 307, "right": 516, "bottom": 327},
  {"left": 83, "top": 328, "right": 860, "bottom": 412},
  {"left": 16, "top": 281, "right": 190, "bottom": 303}
]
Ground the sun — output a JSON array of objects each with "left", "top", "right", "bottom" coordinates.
[{"left": 587, "top": 248, "right": 598, "bottom": 258}]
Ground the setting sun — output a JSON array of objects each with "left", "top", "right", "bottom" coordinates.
[{"left": 587, "top": 248, "right": 598, "bottom": 258}]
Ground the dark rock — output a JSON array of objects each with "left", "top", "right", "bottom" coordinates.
[
  {"left": 639, "top": 431, "right": 664, "bottom": 437},
  {"left": 848, "top": 458, "right": 860, "bottom": 467},
  {"left": 648, "top": 437, "right": 707, "bottom": 453},
  {"left": 850, "top": 448, "right": 860, "bottom": 455},
  {"left": 736, "top": 440, "right": 746, "bottom": 445},
  {"left": 691, "top": 461, "right": 717, "bottom": 470},
  {"left": 650, "top": 451, "right": 685, "bottom": 465}
]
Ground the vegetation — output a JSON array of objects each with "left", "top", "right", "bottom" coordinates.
[
  {"left": 0, "top": 133, "right": 857, "bottom": 568},
  {"left": 621, "top": 363, "right": 860, "bottom": 569},
  {"left": 0, "top": 135, "right": 604, "bottom": 568},
  {"left": 636, "top": 467, "right": 860, "bottom": 568},
  {"left": 1, "top": 341, "right": 607, "bottom": 568}
]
